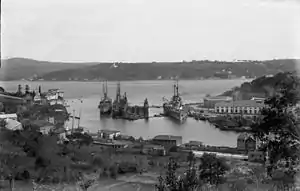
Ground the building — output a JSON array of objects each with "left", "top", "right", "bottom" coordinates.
[
  {"left": 203, "top": 96, "right": 233, "bottom": 109},
  {"left": 45, "top": 89, "right": 65, "bottom": 105},
  {"left": 183, "top": 141, "right": 204, "bottom": 149},
  {"left": 237, "top": 133, "right": 256, "bottom": 152},
  {"left": 248, "top": 151, "right": 265, "bottom": 163},
  {"left": 250, "top": 97, "right": 265, "bottom": 103},
  {"left": 0, "top": 113, "right": 18, "bottom": 121},
  {"left": 215, "top": 100, "right": 264, "bottom": 118},
  {"left": 98, "top": 129, "right": 121, "bottom": 140},
  {"left": 31, "top": 120, "right": 55, "bottom": 135},
  {"left": 142, "top": 144, "right": 166, "bottom": 156},
  {"left": 152, "top": 135, "right": 182, "bottom": 146}
]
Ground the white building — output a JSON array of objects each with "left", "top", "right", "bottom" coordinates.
[
  {"left": 214, "top": 100, "right": 264, "bottom": 116},
  {"left": 0, "top": 113, "right": 18, "bottom": 120}
]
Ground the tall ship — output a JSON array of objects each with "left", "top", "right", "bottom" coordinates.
[
  {"left": 98, "top": 81, "right": 113, "bottom": 116},
  {"left": 163, "top": 80, "right": 188, "bottom": 123}
]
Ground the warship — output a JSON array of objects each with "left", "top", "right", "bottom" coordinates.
[
  {"left": 112, "top": 81, "right": 128, "bottom": 118},
  {"left": 98, "top": 81, "right": 113, "bottom": 116},
  {"left": 163, "top": 80, "right": 188, "bottom": 122},
  {"left": 112, "top": 81, "right": 149, "bottom": 120}
]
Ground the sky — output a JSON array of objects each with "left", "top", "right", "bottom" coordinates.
[{"left": 1, "top": 0, "right": 300, "bottom": 62}]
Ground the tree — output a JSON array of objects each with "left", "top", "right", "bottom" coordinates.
[
  {"left": 155, "top": 152, "right": 229, "bottom": 191},
  {"left": 251, "top": 72, "right": 300, "bottom": 183},
  {"left": 198, "top": 153, "right": 229, "bottom": 186}
]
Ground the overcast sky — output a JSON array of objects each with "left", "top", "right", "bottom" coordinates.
[{"left": 1, "top": 0, "right": 300, "bottom": 62}]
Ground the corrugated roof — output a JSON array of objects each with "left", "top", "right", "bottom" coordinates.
[
  {"left": 153, "top": 135, "right": 182, "bottom": 141},
  {"left": 215, "top": 100, "right": 264, "bottom": 108}
]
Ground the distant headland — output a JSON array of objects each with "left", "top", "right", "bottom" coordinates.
[{"left": 0, "top": 57, "right": 298, "bottom": 81}]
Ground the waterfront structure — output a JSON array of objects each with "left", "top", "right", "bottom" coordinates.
[
  {"left": 163, "top": 80, "right": 188, "bottom": 122},
  {"left": 152, "top": 135, "right": 183, "bottom": 146},
  {"left": 237, "top": 133, "right": 256, "bottom": 152},
  {"left": 45, "top": 89, "right": 64, "bottom": 105},
  {"left": 203, "top": 96, "right": 232, "bottom": 109},
  {"left": 98, "top": 129, "right": 121, "bottom": 140},
  {"left": 214, "top": 100, "right": 264, "bottom": 118}
]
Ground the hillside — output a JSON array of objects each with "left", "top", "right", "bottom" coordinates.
[
  {"left": 220, "top": 72, "right": 299, "bottom": 100},
  {"left": 0, "top": 58, "right": 96, "bottom": 81},
  {"left": 0, "top": 58, "right": 298, "bottom": 81}
]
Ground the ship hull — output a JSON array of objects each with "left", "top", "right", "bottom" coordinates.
[
  {"left": 163, "top": 107, "right": 188, "bottom": 122},
  {"left": 99, "top": 103, "right": 112, "bottom": 116}
]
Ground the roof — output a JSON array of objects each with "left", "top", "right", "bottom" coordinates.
[
  {"left": 215, "top": 100, "right": 264, "bottom": 108},
  {"left": 99, "top": 129, "right": 120, "bottom": 134},
  {"left": 238, "top": 133, "right": 254, "bottom": 141},
  {"left": 0, "top": 113, "right": 18, "bottom": 119},
  {"left": 143, "top": 144, "right": 165, "bottom": 149},
  {"left": 153, "top": 135, "right": 182, "bottom": 141},
  {"left": 31, "top": 120, "right": 54, "bottom": 127},
  {"left": 204, "top": 96, "right": 232, "bottom": 101}
]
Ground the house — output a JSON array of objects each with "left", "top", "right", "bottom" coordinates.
[
  {"left": 183, "top": 141, "right": 204, "bottom": 149},
  {"left": 215, "top": 100, "right": 264, "bottom": 119},
  {"left": 1, "top": 118, "right": 22, "bottom": 131},
  {"left": 203, "top": 96, "right": 232, "bottom": 109},
  {"left": 248, "top": 150, "right": 265, "bottom": 163},
  {"left": 152, "top": 135, "right": 182, "bottom": 146},
  {"left": 142, "top": 144, "right": 166, "bottom": 156},
  {"left": 0, "top": 113, "right": 18, "bottom": 121},
  {"left": 237, "top": 133, "right": 256, "bottom": 152},
  {"left": 31, "top": 120, "right": 55, "bottom": 135},
  {"left": 98, "top": 129, "right": 121, "bottom": 140}
]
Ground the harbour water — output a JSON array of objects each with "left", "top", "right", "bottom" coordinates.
[{"left": 1, "top": 79, "right": 251, "bottom": 147}]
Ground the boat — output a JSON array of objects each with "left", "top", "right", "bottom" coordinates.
[
  {"left": 111, "top": 82, "right": 149, "bottom": 120},
  {"left": 112, "top": 81, "right": 128, "bottom": 118},
  {"left": 98, "top": 81, "right": 113, "bottom": 116},
  {"left": 163, "top": 80, "right": 188, "bottom": 122}
]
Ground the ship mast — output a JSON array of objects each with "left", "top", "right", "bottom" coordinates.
[
  {"left": 105, "top": 80, "right": 108, "bottom": 96},
  {"left": 116, "top": 81, "right": 121, "bottom": 102},
  {"left": 176, "top": 80, "right": 179, "bottom": 97}
]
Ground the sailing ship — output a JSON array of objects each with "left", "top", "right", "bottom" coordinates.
[
  {"left": 98, "top": 81, "right": 113, "bottom": 116},
  {"left": 163, "top": 80, "right": 188, "bottom": 122}
]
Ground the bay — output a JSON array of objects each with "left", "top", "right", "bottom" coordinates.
[{"left": 1, "top": 79, "right": 250, "bottom": 147}]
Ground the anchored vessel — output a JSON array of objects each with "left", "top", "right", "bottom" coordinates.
[
  {"left": 163, "top": 80, "right": 188, "bottom": 122},
  {"left": 98, "top": 81, "right": 113, "bottom": 116},
  {"left": 112, "top": 82, "right": 149, "bottom": 120}
]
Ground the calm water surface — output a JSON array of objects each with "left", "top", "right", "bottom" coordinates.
[{"left": 1, "top": 80, "right": 250, "bottom": 147}]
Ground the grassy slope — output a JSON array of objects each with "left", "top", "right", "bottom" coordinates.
[
  {"left": 221, "top": 72, "right": 298, "bottom": 99},
  {"left": 40, "top": 59, "right": 298, "bottom": 81},
  {"left": 0, "top": 58, "right": 298, "bottom": 81},
  {"left": 0, "top": 58, "right": 97, "bottom": 81}
]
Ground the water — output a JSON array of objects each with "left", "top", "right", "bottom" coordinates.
[{"left": 1, "top": 79, "right": 250, "bottom": 147}]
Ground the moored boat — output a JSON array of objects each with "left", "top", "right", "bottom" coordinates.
[
  {"left": 98, "top": 81, "right": 112, "bottom": 116},
  {"left": 163, "top": 80, "right": 188, "bottom": 123}
]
